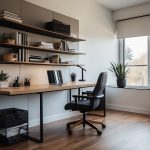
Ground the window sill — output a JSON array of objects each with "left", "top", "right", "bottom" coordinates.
[{"left": 107, "top": 85, "right": 150, "bottom": 90}]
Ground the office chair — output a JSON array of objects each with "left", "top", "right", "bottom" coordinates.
[{"left": 64, "top": 72, "right": 107, "bottom": 135}]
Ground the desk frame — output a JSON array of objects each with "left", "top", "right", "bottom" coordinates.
[{"left": 0, "top": 82, "right": 101, "bottom": 143}]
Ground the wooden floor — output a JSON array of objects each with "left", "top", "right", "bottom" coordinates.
[{"left": 0, "top": 110, "right": 150, "bottom": 150}]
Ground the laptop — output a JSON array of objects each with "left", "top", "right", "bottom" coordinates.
[{"left": 47, "top": 70, "right": 63, "bottom": 85}]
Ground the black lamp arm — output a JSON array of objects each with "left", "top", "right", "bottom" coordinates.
[{"left": 77, "top": 65, "right": 86, "bottom": 81}]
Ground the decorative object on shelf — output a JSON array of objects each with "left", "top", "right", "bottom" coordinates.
[
  {"left": 49, "top": 55, "right": 60, "bottom": 63},
  {"left": 0, "top": 33, "right": 15, "bottom": 44},
  {"left": 13, "top": 76, "right": 20, "bottom": 87},
  {"left": 24, "top": 77, "right": 31, "bottom": 86},
  {"left": 53, "top": 42, "right": 62, "bottom": 50},
  {"left": 109, "top": 61, "right": 129, "bottom": 88},
  {"left": 70, "top": 73, "right": 76, "bottom": 82},
  {"left": 77, "top": 65, "right": 86, "bottom": 81},
  {"left": 0, "top": 70, "right": 10, "bottom": 88},
  {"left": 45, "top": 19, "right": 70, "bottom": 35},
  {"left": 2, "top": 52, "right": 17, "bottom": 61}
]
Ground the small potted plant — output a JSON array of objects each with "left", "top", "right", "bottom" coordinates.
[
  {"left": 70, "top": 73, "right": 76, "bottom": 82},
  {"left": 0, "top": 70, "right": 10, "bottom": 88},
  {"left": 24, "top": 77, "right": 31, "bottom": 86},
  {"left": 13, "top": 76, "right": 20, "bottom": 87},
  {"left": 109, "top": 61, "right": 129, "bottom": 88},
  {"left": 0, "top": 33, "right": 15, "bottom": 44}
]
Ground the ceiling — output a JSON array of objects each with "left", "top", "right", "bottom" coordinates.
[{"left": 96, "top": 0, "right": 150, "bottom": 10}]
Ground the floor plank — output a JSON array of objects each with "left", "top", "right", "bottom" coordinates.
[{"left": 0, "top": 110, "right": 150, "bottom": 150}]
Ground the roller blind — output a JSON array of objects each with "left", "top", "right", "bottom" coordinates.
[{"left": 117, "top": 16, "right": 150, "bottom": 39}]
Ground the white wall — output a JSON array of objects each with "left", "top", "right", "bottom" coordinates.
[{"left": 0, "top": 0, "right": 118, "bottom": 126}]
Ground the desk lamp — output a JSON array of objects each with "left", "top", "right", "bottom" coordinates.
[{"left": 77, "top": 65, "right": 86, "bottom": 81}]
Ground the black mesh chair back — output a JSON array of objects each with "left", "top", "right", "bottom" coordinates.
[{"left": 91, "top": 72, "right": 107, "bottom": 109}]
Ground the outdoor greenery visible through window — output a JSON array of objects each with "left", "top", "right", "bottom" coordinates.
[{"left": 123, "top": 36, "right": 148, "bottom": 86}]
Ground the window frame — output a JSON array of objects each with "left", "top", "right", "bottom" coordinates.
[{"left": 119, "top": 36, "right": 150, "bottom": 87}]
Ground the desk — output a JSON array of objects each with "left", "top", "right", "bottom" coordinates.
[{"left": 0, "top": 81, "right": 95, "bottom": 143}]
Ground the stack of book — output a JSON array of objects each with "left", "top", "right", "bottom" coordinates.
[
  {"left": 10, "top": 32, "right": 29, "bottom": 62},
  {"left": 0, "top": 10, "right": 22, "bottom": 23},
  {"left": 33, "top": 42, "right": 53, "bottom": 49},
  {"left": 29, "top": 55, "right": 44, "bottom": 63}
]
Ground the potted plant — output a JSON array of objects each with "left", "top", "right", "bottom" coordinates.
[
  {"left": 0, "top": 70, "right": 10, "bottom": 88},
  {"left": 13, "top": 76, "right": 20, "bottom": 87},
  {"left": 24, "top": 77, "right": 31, "bottom": 86},
  {"left": 0, "top": 33, "right": 15, "bottom": 44},
  {"left": 109, "top": 62, "right": 129, "bottom": 88},
  {"left": 70, "top": 73, "right": 76, "bottom": 82}
]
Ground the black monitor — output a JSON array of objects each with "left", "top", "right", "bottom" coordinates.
[{"left": 47, "top": 70, "right": 63, "bottom": 85}]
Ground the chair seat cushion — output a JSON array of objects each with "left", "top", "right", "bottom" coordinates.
[{"left": 65, "top": 99, "right": 91, "bottom": 112}]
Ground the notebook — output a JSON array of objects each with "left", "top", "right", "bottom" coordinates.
[{"left": 47, "top": 70, "right": 63, "bottom": 85}]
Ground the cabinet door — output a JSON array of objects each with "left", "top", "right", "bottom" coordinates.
[
  {"left": 0, "top": 0, "right": 21, "bottom": 16},
  {"left": 21, "top": 0, "right": 53, "bottom": 28},
  {"left": 54, "top": 12, "right": 79, "bottom": 37}
]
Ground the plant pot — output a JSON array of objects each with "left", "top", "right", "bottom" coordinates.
[
  {"left": 13, "top": 83, "right": 20, "bottom": 87},
  {"left": 117, "top": 79, "right": 126, "bottom": 88},
  {"left": 24, "top": 82, "right": 30, "bottom": 86},
  {"left": 0, "top": 81, "right": 9, "bottom": 88},
  {"left": 71, "top": 76, "right": 76, "bottom": 82}
]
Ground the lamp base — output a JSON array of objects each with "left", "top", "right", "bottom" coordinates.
[{"left": 79, "top": 79, "right": 86, "bottom": 81}]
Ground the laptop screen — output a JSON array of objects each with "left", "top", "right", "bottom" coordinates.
[{"left": 47, "top": 70, "right": 63, "bottom": 85}]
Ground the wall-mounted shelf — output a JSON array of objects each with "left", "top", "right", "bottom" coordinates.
[
  {"left": 0, "top": 61, "right": 83, "bottom": 66},
  {"left": 0, "top": 43, "right": 86, "bottom": 55},
  {"left": 0, "top": 18, "right": 85, "bottom": 42}
]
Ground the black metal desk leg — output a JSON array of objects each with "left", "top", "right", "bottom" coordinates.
[
  {"left": 78, "top": 88, "right": 80, "bottom": 95},
  {"left": 69, "top": 89, "right": 72, "bottom": 102},
  {"left": 28, "top": 93, "right": 44, "bottom": 143},
  {"left": 40, "top": 92, "right": 44, "bottom": 142}
]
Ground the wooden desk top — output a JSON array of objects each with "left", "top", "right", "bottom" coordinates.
[{"left": 0, "top": 81, "right": 95, "bottom": 96}]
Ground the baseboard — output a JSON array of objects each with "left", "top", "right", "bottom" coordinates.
[
  {"left": 106, "top": 103, "right": 150, "bottom": 115},
  {"left": 29, "top": 111, "right": 80, "bottom": 127}
]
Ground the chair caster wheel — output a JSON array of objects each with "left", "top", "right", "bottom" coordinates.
[
  {"left": 97, "top": 130, "right": 102, "bottom": 136},
  {"left": 102, "top": 124, "right": 106, "bottom": 129}
]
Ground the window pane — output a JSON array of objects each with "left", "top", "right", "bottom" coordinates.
[
  {"left": 127, "top": 66, "right": 148, "bottom": 86},
  {"left": 124, "top": 36, "right": 148, "bottom": 65}
]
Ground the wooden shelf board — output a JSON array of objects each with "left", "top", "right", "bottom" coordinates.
[
  {"left": 0, "top": 43, "right": 86, "bottom": 55},
  {"left": 0, "top": 18, "right": 85, "bottom": 42},
  {"left": 0, "top": 61, "right": 83, "bottom": 66}
]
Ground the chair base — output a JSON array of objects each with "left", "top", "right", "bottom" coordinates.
[{"left": 66, "top": 113, "right": 106, "bottom": 136}]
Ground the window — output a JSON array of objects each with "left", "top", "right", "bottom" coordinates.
[{"left": 121, "top": 36, "right": 149, "bottom": 87}]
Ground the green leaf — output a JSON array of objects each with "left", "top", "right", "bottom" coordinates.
[{"left": 109, "top": 61, "right": 129, "bottom": 79}]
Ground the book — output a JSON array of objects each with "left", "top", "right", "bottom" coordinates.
[
  {"left": 0, "top": 14, "right": 21, "bottom": 20},
  {"left": 0, "top": 10, "right": 20, "bottom": 17},
  {"left": 61, "top": 40, "right": 69, "bottom": 51},
  {"left": 0, "top": 16, "right": 22, "bottom": 23}
]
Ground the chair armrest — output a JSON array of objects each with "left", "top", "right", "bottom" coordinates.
[
  {"left": 72, "top": 94, "right": 104, "bottom": 99},
  {"left": 82, "top": 91, "right": 93, "bottom": 95}
]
